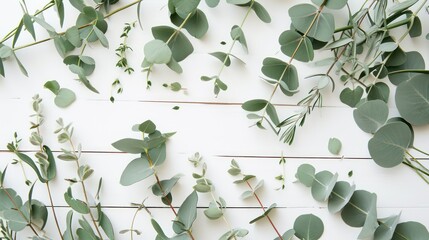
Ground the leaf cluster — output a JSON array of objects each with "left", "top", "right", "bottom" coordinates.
[{"left": 295, "top": 163, "right": 429, "bottom": 239}]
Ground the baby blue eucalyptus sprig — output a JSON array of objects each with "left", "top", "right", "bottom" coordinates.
[
  {"left": 201, "top": 0, "right": 271, "bottom": 96},
  {"left": 142, "top": 0, "right": 209, "bottom": 88},
  {"left": 295, "top": 163, "right": 429, "bottom": 239},
  {"left": 112, "top": 120, "right": 198, "bottom": 240},
  {"left": 189, "top": 153, "right": 248, "bottom": 240}
]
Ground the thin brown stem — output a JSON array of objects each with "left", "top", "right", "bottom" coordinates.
[
  {"left": 46, "top": 182, "right": 64, "bottom": 240},
  {"left": 245, "top": 181, "right": 283, "bottom": 240}
]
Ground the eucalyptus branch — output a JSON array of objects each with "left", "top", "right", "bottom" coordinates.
[
  {"left": 203, "top": 0, "right": 255, "bottom": 96},
  {"left": 189, "top": 153, "right": 241, "bottom": 240},
  {"left": 55, "top": 119, "right": 104, "bottom": 240},
  {"left": 12, "top": 0, "right": 143, "bottom": 52},
  {"left": 29, "top": 95, "right": 63, "bottom": 240},
  {"left": 0, "top": 1, "right": 54, "bottom": 45},
  {"left": 228, "top": 160, "right": 284, "bottom": 240}
]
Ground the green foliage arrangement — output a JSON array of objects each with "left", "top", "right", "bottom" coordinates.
[
  {"left": 295, "top": 163, "right": 429, "bottom": 239},
  {"left": 242, "top": 0, "right": 429, "bottom": 182},
  {"left": 1, "top": 0, "right": 429, "bottom": 239}
]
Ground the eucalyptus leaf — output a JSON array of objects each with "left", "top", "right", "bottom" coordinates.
[
  {"left": 392, "top": 221, "right": 429, "bottom": 240},
  {"left": 279, "top": 30, "right": 314, "bottom": 62},
  {"left": 387, "top": 51, "right": 425, "bottom": 85},
  {"left": 171, "top": 9, "right": 208, "bottom": 39},
  {"left": 152, "top": 175, "right": 182, "bottom": 197},
  {"left": 44, "top": 80, "right": 61, "bottom": 95},
  {"left": 367, "top": 82, "right": 389, "bottom": 103},
  {"left": 171, "top": 0, "right": 201, "bottom": 19},
  {"left": 242, "top": 99, "right": 268, "bottom": 112},
  {"left": 289, "top": 4, "right": 335, "bottom": 42},
  {"left": 231, "top": 25, "right": 247, "bottom": 52},
  {"left": 112, "top": 138, "right": 146, "bottom": 153},
  {"left": 64, "top": 187, "right": 90, "bottom": 214},
  {"left": 152, "top": 26, "right": 194, "bottom": 62},
  {"left": 368, "top": 122, "right": 413, "bottom": 168},
  {"left": 374, "top": 214, "right": 400, "bottom": 240},
  {"left": 353, "top": 100, "right": 388, "bottom": 133},
  {"left": 54, "top": 88, "right": 76, "bottom": 108},
  {"left": 0, "top": 188, "right": 23, "bottom": 211},
  {"left": 139, "top": 120, "right": 156, "bottom": 134},
  {"left": 340, "top": 87, "right": 364, "bottom": 108},
  {"left": 120, "top": 157, "right": 154, "bottom": 186},
  {"left": 209, "top": 52, "right": 231, "bottom": 66},
  {"left": 204, "top": 201, "right": 223, "bottom": 220},
  {"left": 295, "top": 164, "right": 315, "bottom": 187},
  {"left": 327, "top": 181, "right": 355, "bottom": 214},
  {"left": 251, "top": 2, "right": 271, "bottom": 23},
  {"left": 311, "top": 171, "right": 338, "bottom": 202},
  {"left": 274, "top": 229, "right": 295, "bottom": 240},
  {"left": 395, "top": 74, "right": 429, "bottom": 125},
  {"left": 293, "top": 214, "right": 324, "bottom": 240},
  {"left": 328, "top": 138, "right": 341, "bottom": 155},
  {"left": 144, "top": 39, "right": 172, "bottom": 64},
  {"left": 173, "top": 191, "right": 198, "bottom": 233},
  {"left": 262, "top": 57, "right": 299, "bottom": 96},
  {"left": 23, "top": 14, "right": 36, "bottom": 40},
  {"left": 341, "top": 190, "right": 377, "bottom": 227}
]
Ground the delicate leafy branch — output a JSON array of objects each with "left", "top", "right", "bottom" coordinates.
[
  {"left": 295, "top": 163, "right": 429, "bottom": 239},
  {"left": 201, "top": 0, "right": 271, "bottom": 96}
]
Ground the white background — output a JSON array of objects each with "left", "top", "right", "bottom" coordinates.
[{"left": 1, "top": 0, "right": 429, "bottom": 239}]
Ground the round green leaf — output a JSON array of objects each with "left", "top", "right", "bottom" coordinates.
[
  {"left": 120, "top": 157, "right": 154, "bottom": 186},
  {"left": 367, "top": 82, "right": 390, "bottom": 103},
  {"left": 289, "top": 4, "right": 335, "bottom": 42},
  {"left": 171, "top": 9, "right": 208, "bottom": 39},
  {"left": 54, "top": 88, "right": 76, "bottom": 108},
  {"left": 312, "top": 0, "right": 347, "bottom": 9},
  {"left": 261, "top": 57, "right": 299, "bottom": 96},
  {"left": 139, "top": 120, "right": 156, "bottom": 134},
  {"left": 295, "top": 164, "right": 315, "bottom": 187},
  {"left": 388, "top": 51, "right": 425, "bottom": 86},
  {"left": 144, "top": 39, "right": 172, "bottom": 64},
  {"left": 327, "top": 181, "right": 355, "bottom": 214},
  {"left": 279, "top": 30, "right": 314, "bottom": 62},
  {"left": 242, "top": 99, "right": 268, "bottom": 112},
  {"left": 353, "top": 100, "right": 388, "bottom": 133},
  {"left": 395, "top": 74, "right": 429, "bottom": 125},
  {"left": 293, "top": 214, "right": 324, "bottom": 240},
  {"left": 311, "top": 171, "right": 338, "bottom": 202},
  {"left": 368, "top": 122, "right": 413, "bottom": 168},
  {"left": 152, "top": 26, "right": 194, "bottom": 62},
  {"left": 341, "top": 190, "right": 377, "bottom": 227},
  {"left": 383, "top": 47, "right": 407, "bottom": 67},
  {"left": 374, "top": 214, "right": 400, "bottom": 240},
  {"left": 340, "top": 87, "right": 364, "bottom": 108},
  {"left": 328, "top": 137, "right": 342, "bottom": 155},
  {"left": 392, "top": 221, "right": 429, "bottom": 240}
]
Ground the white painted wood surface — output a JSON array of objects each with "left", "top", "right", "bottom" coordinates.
[{"left": 1, "top": 0, "right": 428, "bottom": 239}]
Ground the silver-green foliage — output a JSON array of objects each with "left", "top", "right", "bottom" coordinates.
[{"left": 295, "top": 163, "right": 429, "bottom": 240}]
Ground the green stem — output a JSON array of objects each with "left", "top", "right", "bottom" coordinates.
[
  {"left": 13, "top": 0, "right": 142, "bottom": 51},
  {"left": 412, "top": 146, "right": 429, "bottom": 157},
  {"left": 217, "top": 0, "right": 255, "bottom": 78},
  {"left": 245, "top": 180, "right": 283, "bottom": 240}
]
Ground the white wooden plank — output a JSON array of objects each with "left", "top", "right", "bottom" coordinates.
[
  {"left": 13, "top": 207, "right": 429, "bottom": 240},
  {"left": 1, "top": 99, "right": 429, "bottom": 158},
  {"left": 1, "top": 154, "right": 428, "bottom": 208}
]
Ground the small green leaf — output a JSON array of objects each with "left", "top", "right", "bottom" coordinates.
[
  {"left": 311, "top": 171, "right": 338, "bottom": 202},
  {"left": 251, "top": 2, "right": 271, "bottom": 23},
  {"left": 392, "top": 221, "right": 429, "bottom": 240},
  {"left": 231, "top": 25, "right": 247, "bottom": 52},
  {"left": 152, "top": 26, "right": 194, "bottom": 62},
  {"left": 205, "top": 0, "right": 219, "bottom": 7},
  {"left": 209, "top": 52, "right": 231, "bottom": 66},
  {"left": 64, "top": 187, "right": 89, "bottom": 214},
  {"left": 328, "top": 181, "right": 355, "bottom": 214},
  {"left": 227, "top": 0, "right": 250, "bottom": 4},
  {"left": 99, "top": 210, "right": 115, "bottom": 240},
  {"left": 54, "top": 0, "right": 65, "bottom": 26},
  {"left": 279, "top": 30, "right": 314, "bottom": 62},
  {"left": 204, "top": 201, "right": 223, "bottom": 220},
  {"left": 340, "top": 87, "right": 364, "bottom": 108},
  {"left": 368, "top": 122, "right": 412, "bottom": 168},
  {"left": 23, "top": 14, "right": 36, "bottom": 40},
  {"left": 144, "top": 39, "right": 172, "bottom": 64},
  {"left": 328, "top": 137, "right": 342, "bottom": 155},
  {"left": 44, "top": 80, "right": 61, "bottom": 95},
  {"left": 395, "top": 74, "right": 429, "bottom": 125},
  {"left": 353, "top": 100, "right": 388, "bottom": 133},
  {"left": 171, "top": 9, "right": 208, "bottom": 39},
  {"left": 65, "top": 26, "right": 82, "bottom": 48},
  {"left": 152, "top": 175, "right": 182, "bottom": 197},
  {"left": 120, "top": 157, "right": 154, "bottom": 186},
  {"left": 112, "top": 138, "right": 146, "bottom": 153},
  {"left": 293, "top": 214, "right": 324, "bottom": 240},
  {"left": 171, "top": 0, "right": 201, "bottom": 19},
  {"left": 249, "top": 203, "right": 277, "bottom": 224},
  {"left": 55, "top": 88, "right": 76, "bottom": 108},
  {"left": 138, "top": 120, "right": 156, "bottom": 134},
  {"left": 262, "top": 57, "right": 299, "bottom": 96},
  {"left": 289, "top": 4, "right": 335, "bottom": 42},
  {"left": 93, "top": 26, "right": 109, "bottom": 48},
  {"left": 242, "top": 99, "right": 268, "bottom": 112},
  {"left": 173, "top": 191, "right": 198, "bottom": 233},
  {"left": 341, "top": 190, "right": 377, "bottom": 227},
  {"left": 324, "top": 37, "right": 353, "bottom": 49},
  {"left": 367, "top": 82, "right": 390, "bottom": 103},
  {"left": 295, "top": 164, "right": 315, "bottom": 187}
]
